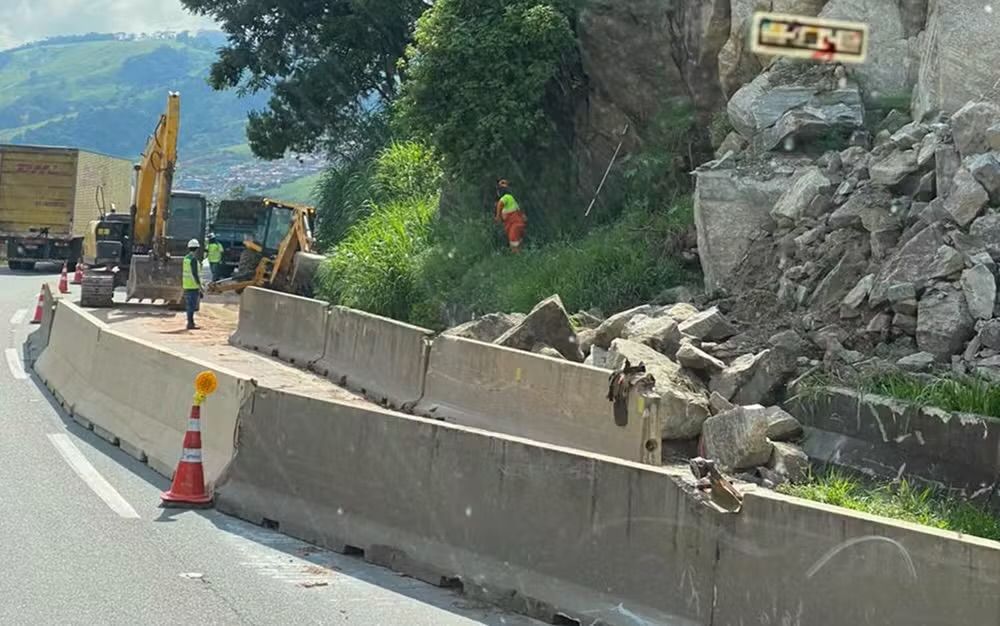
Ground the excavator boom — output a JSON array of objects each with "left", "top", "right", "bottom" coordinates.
[{"left": 127, "top": 92, "right": 185, "bottom": 304}]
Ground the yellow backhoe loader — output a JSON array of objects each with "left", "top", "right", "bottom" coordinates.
[
  {"left": 206, "top": 198, "right": 324, "bottom": 296},
  {"left": 81, "top": 93, "right": 207, "bottom": 307}
]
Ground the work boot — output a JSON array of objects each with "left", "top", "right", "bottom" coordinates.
[{"left": 187, "top": 324, "right": 200, "bottom": 330}]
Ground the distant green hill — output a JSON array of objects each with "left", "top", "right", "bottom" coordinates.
[
  {"left": 261, "top": 172, "right": 324, "bottom": 204},
  {"left": 0, "top": 33, "right": 264, "bottom": 159},
  {"left": 0, "top": 33, "right": 329, "bottom": 197}
]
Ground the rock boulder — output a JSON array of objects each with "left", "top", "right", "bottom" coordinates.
[
  {"left": 495, "top": 295, "right": 584, "bottom": 362},
  {"left": 445, "top": 313, "right": 526, "bottom": 343},
  {"left": 593, "top": 305, "right": 653, "bottom": 350},
  {"left": 701, "top": 406, "right": 774, "bottom": 471},
  {"left": 916, "top": 288, "right": 975, "bottom": 361},
  {"left": 607, "top": 339, "right": 711, "bottom": 440}
]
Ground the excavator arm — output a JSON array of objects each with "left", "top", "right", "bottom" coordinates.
[
  {"left": 132, "top": 93, "right": 179, "bottom": 250},
  {"left": 127, "top": 92, "right": 185, "bottom": 303}
]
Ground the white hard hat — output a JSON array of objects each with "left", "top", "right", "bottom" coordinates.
[{"left": 188, "top": 239, "right": 201, "bottom": 249}]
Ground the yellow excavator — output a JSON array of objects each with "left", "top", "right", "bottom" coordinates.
[
  {"left": 206, "top": 198, "right": 324, "bottom": 296},
  {"left": 81, "top": 93, "right": 207, "bottom": 307}
]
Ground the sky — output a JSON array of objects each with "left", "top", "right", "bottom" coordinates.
[{"left": 0, "top": 0, "right": 218, "bottom": 50}]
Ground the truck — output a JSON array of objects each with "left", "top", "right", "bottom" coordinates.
[
  {"left": 209, "top": 197, "right": 268, "bottom": 279},
  {"left": 0, "top": 145, "right": 133, "bottom": 271}
]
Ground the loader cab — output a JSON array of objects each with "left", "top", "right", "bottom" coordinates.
[{"left": 252, "top": 200, "right": 315, "bottom": 255}]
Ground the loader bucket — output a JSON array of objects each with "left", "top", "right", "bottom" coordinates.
[
  {"left": 289, "top": 252, "right": 325, "bottom": 297},
  {"left": 127, "top": 255, "right": 185, "bottom": 304}
]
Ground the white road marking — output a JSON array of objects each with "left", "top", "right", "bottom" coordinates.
[
  {"left": 47, "top": 434, "right": 140, "bottom": 519},
  {"left": 9, "top": 308, "right": 26, "bottom": 326},
  {"left": 4, "top": 348, "right": 27, "bottom": 380}
]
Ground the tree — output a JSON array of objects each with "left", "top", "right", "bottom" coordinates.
[
  {"left": 396, "top": 0, "right": 578, "bottom": 184},
  {"left": 180, "top": 0, "right": 429, "bottom": 159}
]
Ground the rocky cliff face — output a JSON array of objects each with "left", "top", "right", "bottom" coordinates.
[{"left": 572, "top": 0, "right": 1000, "bottom": 195}]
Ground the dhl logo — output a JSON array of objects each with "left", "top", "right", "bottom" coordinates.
[
  {"left": 12, "top": 163, "right": 70, "bottom": 175},
  {"left": 751, "top": 13, "right": 869, "bottom": 64}
]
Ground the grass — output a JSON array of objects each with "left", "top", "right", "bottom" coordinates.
[
  {"left": 867, "top": 374, "right": 1000, "bottom": 418},
  {"left": 794, "top": 370, "right": 1000, "bottom": 419},
  {"left": 408, "top": 196, "right": 699, "bottom": 328},
  {"left": 781, "top": 470, "right": 1000, "bottom": 542}
]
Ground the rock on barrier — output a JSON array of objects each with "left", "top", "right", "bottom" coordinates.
[
  {"left": 313, "top": 306, "right": 433, "bottom": 409},
  {"left": 230, "top": 287, "right": 329, "bottom": 368},
  {"left": 786, "top": 386, "right": 1000, "bottom": 499},
  {"left": 35, "top": 300, "right": 253, "bottom": 483},
  {"left": 219, "top": 387, "right": 1000, "bottom": 626},
  {"left": 416, "top": 334, "right": 662, "bottom": 465}
]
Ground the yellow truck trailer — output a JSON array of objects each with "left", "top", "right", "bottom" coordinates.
[{"left": 0, "top": 145, "right": 132, "bottom": 271}]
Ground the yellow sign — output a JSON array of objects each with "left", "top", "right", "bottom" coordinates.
[{"left": 751, "top": 12, "right": 868, "bottom": 64}]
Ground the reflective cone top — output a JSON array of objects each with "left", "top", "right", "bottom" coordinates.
[
  {"left": 161, "top": 402, "right": 211, "bottom": 506},
  {"left": 71, "top": 264, "right": 84, "bottom": 285},
  {"left": 30, "top": 289, "right": 44, "bottom": 324},
  {"left": 58, "top": 264, "right": 69, "bottom": 294}
]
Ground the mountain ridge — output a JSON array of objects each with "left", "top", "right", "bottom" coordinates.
[{"left": 0, "top": 31, "right": 324, "bottom": 198}]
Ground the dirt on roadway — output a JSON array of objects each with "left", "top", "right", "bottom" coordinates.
[{"left": 84, "top": 296, "right": 374, "bottom": 407}]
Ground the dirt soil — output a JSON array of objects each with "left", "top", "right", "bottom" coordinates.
[{"left": 83, "top": 297, "right": 374, "bottom": 406}]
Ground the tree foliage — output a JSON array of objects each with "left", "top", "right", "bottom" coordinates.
[
  {"left": 396, "top": 0, "right": 579, "bottom": 184},
  {"left": 180, "top": 0, "right": 428, "bottom": 159}
]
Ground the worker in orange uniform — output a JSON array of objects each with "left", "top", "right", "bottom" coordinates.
[{"left": 494, "top": 179, "right": 526, "bottom": 253}]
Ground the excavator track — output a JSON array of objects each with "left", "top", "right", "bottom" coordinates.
[{"left": 80, "top": 273, "right": 115, "bottom": 308}]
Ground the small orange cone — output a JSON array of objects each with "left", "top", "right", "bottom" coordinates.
[
  {"left": 58, "top": 263, "right": 69, "bottom": 294},
  {"left": 71, "top": 264, "right": 84, "bottom": 285},
  {"left": 161, "top": 371, "right": 218, "bottom": 508},
  {"left": 30, "top": 288, "right": 45, "bottom": 325}
]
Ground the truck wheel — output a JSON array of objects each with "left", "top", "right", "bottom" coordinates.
[
  {"left": 7, "top": 260, "right": 20, "bottom": 271},
  {"left": 22, "top": 262, "right": 35, "bottom": 271},
  {"left": 80, "top": 274, "right": 115, "bottom": 308}
]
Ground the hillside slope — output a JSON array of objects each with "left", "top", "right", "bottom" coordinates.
[{"left": 0, "top": 33, "right": 323, "bottom": 197}]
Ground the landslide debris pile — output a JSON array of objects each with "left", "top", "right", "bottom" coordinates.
[
  {"left": 697, "top": 73, "right": 1000, "bottom": 384},
  {"left": 444, "top": 77, "right": 1000, "bottom": 488},
  {"left": 443, "top": 294, "right": 810, "bottom": 488}
]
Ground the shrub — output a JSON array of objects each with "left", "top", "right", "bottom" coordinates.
[{"left": 315, "top": 196, "right": 438, "bottom": 320}]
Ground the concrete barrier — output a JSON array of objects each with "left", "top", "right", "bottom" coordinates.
[
  {"left": 35, "top": 300, "right": 104, "bottom": 423},
  {"left": 314, "top": 306, "right": 433, "bottom": 409},
  {"left": 230, "top": 287, "right": 329, "bottom": 367},
  {"left": 25, "top": 282, "right": 58, "bottom": 365},
  {"left": 786, "top": 386, "right": 1000, "bottom": 499},
  {"left": 416, "top": 335, "right": 662, "bottom": 464},
  {"left": 218, "top": 387, "right": 1000, "bottom": 626},
  {"left": 35, "top": 301, "right": 254, "bottom": 483}
]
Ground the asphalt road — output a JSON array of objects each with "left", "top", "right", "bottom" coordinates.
[{"left": 0, "top": 265, "right": 539, "bottom": 626}]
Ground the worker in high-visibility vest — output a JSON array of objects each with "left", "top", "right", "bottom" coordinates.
[
  {"left": 182, "top": 239, "right": 203, "bottom": 330},
  {"left": 494, "top": 179, "right": 526, "bottom": 253},
  {"left": 206, "top": 234, "right": 224, "bottom": 282}
]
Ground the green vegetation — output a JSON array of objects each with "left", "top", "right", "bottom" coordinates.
[
  {"left": 194, "top": 0, "right": 701, "bottom": 328},
  {"left": 781, "top": 470, "right": 1000, "bottom": 542},
  {"left": 798, "top": 370, "right": 1000, "bottom": 419},
  {"left": 261, "top": 172, "right": 325, "bottom": 205},
  {"left": 868, "top": 374, "right": 1000, "bottom": 418}
]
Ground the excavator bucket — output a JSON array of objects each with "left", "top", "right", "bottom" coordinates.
[{"left": 127, "top": 254, "right": 185, "bottom": 304}]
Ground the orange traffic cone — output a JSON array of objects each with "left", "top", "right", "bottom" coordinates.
[
  {"left": 71, "top": 264, "right": 84, "bottom": 285},
  {"left": 161, "top": 371, "right": 218, "bottom": 508},
  {"left": 58, "top": 263, "right": 69, "bottom": 294},
  {"left": 30, "top": 288, "right": 45, "bottom": 324}
]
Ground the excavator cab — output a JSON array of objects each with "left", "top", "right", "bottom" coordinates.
[{"left": 126, "top": 191, "right": 207, "bottom": 303}]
